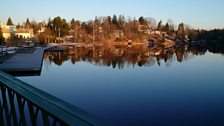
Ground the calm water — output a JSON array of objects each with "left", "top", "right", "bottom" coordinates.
[{"left": 18, "top": 44, "right": 224, "bottom": 126}]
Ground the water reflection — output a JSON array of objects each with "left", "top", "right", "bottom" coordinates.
[
  {"left": 19, "top": 43, "right": 224, "bottom": 126},
  {"left": 44, "top": 43, "right": 222, "bottom": 68}
]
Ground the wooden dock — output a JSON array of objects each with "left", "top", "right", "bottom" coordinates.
[{"left": 0, "top": 47, "right": 48, "bottom": 73}]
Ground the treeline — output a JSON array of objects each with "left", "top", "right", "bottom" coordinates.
[
  {"left": 1, "top": 16, "right": 224, "bottom": 47},
  {"left": 3, "top": 15, "right": 175, "bottom": 43},
  {"left": 187, "top": 29, "right": 224, "bottom": 49},
  {"left": 38, "top": 15, "right": 159, "bottom": 43},
  {"left": 34, "top": 16, "right": 194, "bottom": 44}
]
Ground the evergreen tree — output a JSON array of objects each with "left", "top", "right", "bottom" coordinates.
[
  {"left": 70, "top": 18, "right": 76, "bottom": 29},
  {"left": 177, "top": 23, "right": 185, "bottom": 39},
  {"left": 25, "top": 18, "right": 31, "bottom": 28},
  {"left": 118, "top": 15, "right": 125, "bottom": 25},
  {"left": 165, "top": 22, "right": 170, "bottom": 33},
  {"left": 138, "top": 16, "right": 146, "bottom": 25},
  {"left": 157, "top": 20, "right": 162, "bottom": 31},
  {"left": 112, "top": 15, "right": 118, "bottom": 25},
  {"left": 107, "top": 16, "right": 112, "bottom": 24},
  {"left": 7, "top": 17, "right": 14, "bottom": 25}
]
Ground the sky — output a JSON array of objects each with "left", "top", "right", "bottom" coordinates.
[{"left": 0, "top": 0, "right": 224, "bottom": 30}]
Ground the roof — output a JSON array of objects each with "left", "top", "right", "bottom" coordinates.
[{"left": 15, "top": 28, "right": 33, "bottom": 34}]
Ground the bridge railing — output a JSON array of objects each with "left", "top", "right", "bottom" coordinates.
[{"left": 0, "top": 71, "right": 106, "bottom": 126}]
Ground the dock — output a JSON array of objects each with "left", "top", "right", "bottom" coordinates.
[
  {"left": 0, "top": 47, "right": 48, "bottom": 73},
  {"left": 45, "top": 45, "right": 68, "bottom": 52}
]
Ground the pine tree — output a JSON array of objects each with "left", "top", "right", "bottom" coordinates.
[
  {"left": 7, "top": 17, "right": 14, "bottom": 25},
  {"left": 70, "top": 18, "right": 76, "bottom": 29},
  {"left": 112, "top": 15, "right": 118, "bottom": 25},
  {"left": 177, "top": 23, "right": 185, "bottom": 39},
  {"left": 25, "top": 18, "right": 31, "bottom": 28},
  {"left": 157, "top": 20, "right": 162, "bottom": 31},
  {"left": 138, "top": 16, "right": 146, "bottom": 25},
  {"left": 165, "top": 22, "right": 170, "bottom": 33}
]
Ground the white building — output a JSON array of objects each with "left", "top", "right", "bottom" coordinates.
[
  {"left": 0, "top": 21, "right": 34, "bottom": 40},
  {"left": 0, "top": 22, "right": 16, "bottom": 39},
  {"left": 14, "top": 28, "right": 34, "bottom": 39}
]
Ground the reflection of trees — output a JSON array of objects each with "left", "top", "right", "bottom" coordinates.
[
  {"left": 44, "top": 52, "right": 69, "bottom": 66},
  {"left": 44, "top": 43, "right": 224, "bottom": 68}
]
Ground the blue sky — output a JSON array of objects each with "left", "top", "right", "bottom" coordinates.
[{"left": 1, "top": 0, "right": 224, "bottom": 29}]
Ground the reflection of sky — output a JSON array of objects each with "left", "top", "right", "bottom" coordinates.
[{"left": 19, "top": 52, "right": 224, "bottom": 126}]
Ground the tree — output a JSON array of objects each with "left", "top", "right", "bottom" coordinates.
[
  {"left": 0, "top": 29, "right": 4, "bottom": 45},
  {"left": 31, "top": 20, "right": 40, "bottom": 34},
  {"left": 145, "top": 17, "right": 157, "bottom": 29},
  {"left": 138, "top": 16, "right": 147, "bottom": 25},
  {"left": 52, "top": 16, "right": 69, "bottom": 37},
  {"left": 188, "top": 29, "right": 199, "bottom": 41},
  {"left": 25, "top": 18, "right": 31, "bottom": 28},
  {"left": 102, "top": 16, "right": 112, "bottom": 38},
  {"left": 16, "top": 23, "right": 22, "bottom": 28},
  {"left": 70, "top": 18, "right": 76, "bottom": 29},
  {"left": 118, "top": 15, "right": 125, "bottom": 25},
  {"left": 7, "top": 17, "right": 14, "bottom": 25},
  {"left": 167, "top": 19, "right": 175, "bottom": 33},
  {"left": 38, "top": 33, "right": 46, "bottom": 45},
  {"left": 177, "top": 23, "right": 185, "bottom": 39},
  {"left": 107, "top": 16, "right": 112, "bottom": 24},
  {"left": 165, "top": 22, "right": 170, "bottom": 33},
  {"left": 112, "top": 15, "right": 118, "bottom": 25},
  {"left": 157, "top": 20, "right": 162, "bottom": 31}
]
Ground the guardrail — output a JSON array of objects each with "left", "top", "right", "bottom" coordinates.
[{"left": 0, "top": 71, "right": 106, "bottom": 126}]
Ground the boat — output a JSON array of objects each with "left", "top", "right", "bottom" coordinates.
[
  {"left": 0, "top": 46, "right": 18, "bottom": 54},
  {"left": 7, "top": 47, "right": 18, "bottom": 54}
]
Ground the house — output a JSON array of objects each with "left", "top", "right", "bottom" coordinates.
[
  {"left": 0, "top": 21, "right": 34, "bottom": 40},
  {"left": 114, "top": 30, "right": 124, "bottom": 39},
  {"left": 37, "top": 22, "right": 46, "bottom": 34},
  {"left": 14, "top": 28, "right": 34, "bottom": 39},
  {"left": 138, "top": 25, "right": 149, "bottom": 33},
  {"left": 147, "top": 30, "right": 162, "bottom": 35},
  {"left": 0, "top": 22, "right": 16, "bottom": 39}
]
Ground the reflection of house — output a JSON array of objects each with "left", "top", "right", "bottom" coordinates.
[
  {"left": 114, "top": 30, "right": 124, "bottom": 38},
  {"left": 98, "top": 27, "right": 103, "bottom": 33},
  {"left": 14, "top": 28, "right": 34, "bottom": 39},
  {"left": 64, "top": 35, "right": 75, "bottom": 42}
]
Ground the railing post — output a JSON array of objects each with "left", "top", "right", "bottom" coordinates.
[
  {"left": 42, "top": 110, "right": 50, "bottom": 126},
  {"left": 16, "top": 94, "right": 27, "bottom": 126},
  {"left": 8, "top": 88, "right": 19, "bottom": 126},
  {"left": 28, "top": 102, "right": 37, "bottom": 126},
  {"left": 1, "top": 86, "right": 11, "bottom": 126}
]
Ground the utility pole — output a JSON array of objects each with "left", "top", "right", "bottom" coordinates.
[
  {"left": 59, "top": 28, "right": 61, "bottom": 38},
  {"left": 75, "top": 26, "right": 78, "bottom": 39},
  {"left": 93, "top": 22, "right": 95, "bottom": 42}
]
